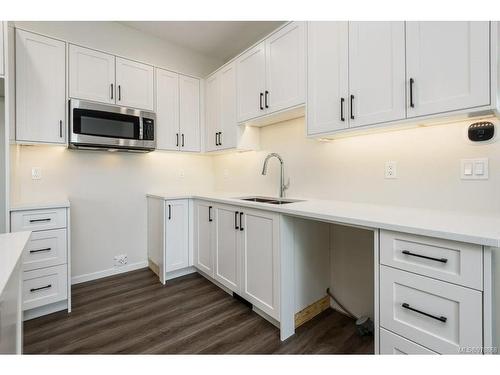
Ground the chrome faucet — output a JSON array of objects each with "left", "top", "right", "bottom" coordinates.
[{"left": 261, "top": 153, "right": 289, "bottom": 198}]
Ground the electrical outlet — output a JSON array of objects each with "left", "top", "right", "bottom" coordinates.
[
  {"left": 31, "top": 167, "right": 42, "bottom": 180},
  {"left": 384, "top": 161, "right": 398, "bottom": 179},
  {"left": 114, "top": 254, "right": 128, "bottom": 267},
  {"left": 461, "top": 158, "right": 489, "bottom": 180}
]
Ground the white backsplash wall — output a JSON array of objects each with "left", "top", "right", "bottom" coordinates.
[
  {"left": 213, "top": 117, "right": 500, "bottom": 214},
  {"left": 10, "top": 146, "right": 214, "bottom": 282}
]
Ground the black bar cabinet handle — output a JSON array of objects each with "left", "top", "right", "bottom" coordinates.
[
  {"left": 29, "top": 218, "right": 51, "bottom": 223},
  {"left": 259, "top": 93, "right": 264, "bottom": 110},
  {"left": 30, "top": 248, "right": 51, "bottom": 254},
  {"left": 265, "top": 90, "right": 269, "bottom": 109},
  {"left": 218, "top": 132, "right": 222, "bottom": 146},
  {"left": 340, "top": 97, "right": 345, "bottom": 122},
  {"left": 30, "top": 284, "right": 52, "bottom": 293},
  {"left": 168, "top": 204, "right": 172, "bottom": 220},
  {"left": 402, "top": 250, "right": 448, "bottom": 263},
  {"left": 182, "top": 134, "right": 185, "bottom": 147},
  {"left": 208, "top": 206, "right": 213, "bottom": 222},
  {"left": 239, "top": 212, "right": 244, "bottom": 231},
  {"left": 350, "top": 95, "right": 355, "bottom": 120},
  {"left": 59, "top": 120, "right": 63, "bottom": 138},
  {"left": 235, "top": 211, "right": 239, "bottom": 230},
  {"left": 118, "top": 85, "right": 121, "bottom": 101},
  {"left": 111, "top": 83, "right": 114, "bottom": 100},
  {"left": 176, "top": 133, "right": 179, "bottom": 147},
  {"left": 409, "top": 78, "right": 415, "bottom": 108},
  {"left": 215, "top": 132, "right": 219, "bottom": 146},
  {"left": 402, "top": 303, "right": 447, "bottom": 323}
]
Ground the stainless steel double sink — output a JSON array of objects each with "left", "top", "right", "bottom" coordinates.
[{"left": 237, "top": 196, "right": 303, "bottom": 205}]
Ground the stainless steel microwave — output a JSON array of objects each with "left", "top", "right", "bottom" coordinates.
[{"left": 69, "top": 99, "right": 156, "bottom": 152}]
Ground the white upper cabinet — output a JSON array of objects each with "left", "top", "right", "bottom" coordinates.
[
  {"left": 0, "top": 22, "right": 4, "bottom": 76},
  {"left": 307, "top": 22, "right": 349, "bottom": 135},
  {"left": 265, "top": 21, "right": 306, "bottom": 114},
  {"left": 16, "top": 30, "right": 66, "bottom": 144},
  {"left": 406, "top": 21, "right": 490, "bottom": 118},
  {"left": 236, "top": 42, "right": 266, "bottom": 123},
  {"left": 205, "top": 72, "right": 220, "bottom": 152},
  {"left": 219, "top": 63, "right": 238, "bottom": 150},
  {"left": 156, "top": 68, "right": 180, "bottom": 151},
  {"left": 348, "top": 22, "right": 406, "bottom": 127},
  {"left": 179, "top": 75, "right": 201, "bottom": 152},
  {"left": 164, "top": 200, "right": 189, "bottom": 273},
  {"left": 115, "top": 57, "right": 154, "bottom": 111},
  {"left": 69, "top": 45, "right": 115, "bottom": 104}
]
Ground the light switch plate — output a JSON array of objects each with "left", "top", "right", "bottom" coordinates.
[
  {"left": 31, "top": 167, "right": 42, "bottom": 180},
  {"left": 461, "top": 158, "right": 489, "bottom": 180},
  {"left": 384, "top": 161, "right": 398, "bottom": 179}
]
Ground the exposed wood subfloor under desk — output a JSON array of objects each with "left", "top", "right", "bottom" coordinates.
[{"left": 23, "top": 268, "right": 373, "bottom": 354}]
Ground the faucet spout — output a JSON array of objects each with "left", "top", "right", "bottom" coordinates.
[{"left": 261, "top": 153, "right": 288, "bottom": 198}]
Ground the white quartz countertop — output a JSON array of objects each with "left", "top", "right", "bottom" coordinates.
[
  {"left": 147, "top": 193, "right": 500, "bottom": 247},
  {"left": 0, "top": 231, "right": 31, "bottom": 294},
  {"left": 10, "top": 199, "right": 70, "bottom": 212}
]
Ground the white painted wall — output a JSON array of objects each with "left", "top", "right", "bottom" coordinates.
[
  {"left": 13, "top": 21, "right": 223, "bottom": 77},
  {"left": 10, "top": 146, "right": 214, "bottom": 282},
  {"left": 213, "top": 117, "right": 500, "bottom": 214}
]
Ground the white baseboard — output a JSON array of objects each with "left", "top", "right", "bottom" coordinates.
[{"left": 71, "top": 261, "right": 148, "bottom": 285}]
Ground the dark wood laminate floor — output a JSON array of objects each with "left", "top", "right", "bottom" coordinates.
[{"left": 23, "top": 268, "right": 374, "bottom": 354}]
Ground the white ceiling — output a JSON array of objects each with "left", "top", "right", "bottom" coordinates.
[{"left": 120, "top": 21, "right": 286, "bottom": 63}]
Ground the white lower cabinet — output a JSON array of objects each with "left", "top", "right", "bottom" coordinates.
[
  {"left": 193, "top": 201, "right": 215, "bottom": 277},
  {"left": 380, "top": 328, "right": 437, "bottom": 355},
  {"left": 10, "top": 205, "right": 71, "bottom": 320},
  {"left": 193, "top": 201, "right": 280, "bottom": 321},
  {"left": 214, "top": 205, "right": 240, "bottom": 291},
  {"left": 164, "top": 200, "right": 189, "bottom": 273},
  {"left": 240, "top": 208, "right": 280, "bottom": 320},
  {"left": 380, "top": 265, "right": 482, "bottom": 354}
]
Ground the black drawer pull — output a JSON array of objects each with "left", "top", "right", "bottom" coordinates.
[
  {"left": 402, "top": 303, "right": 447, "bottom": 323},
  {"left": 409, "top": 78, "right": 415, "bottom": 108},
  {"left": 235, "top": 211, "right": 239, "bottom": 230},
  {"left": 29, "top": 218, "right": 51, "bottom": 223},
  {"left": 402, "top": 250, "right": 448, "bottom": 263},
  {"left": 29, "top": 248, "right": 51, "bottom": 254},
  {"left": 30, "top": 284, "right": 52, "bottom": 293},
  {"left": 208, "top": 206, "right": 213, "bottom": 222},
  {"left": 340, "top": 97, "right": 345, "bottom": 122},
  {"left": 239, "top": 212, "right": 244, "bottom": 231}
]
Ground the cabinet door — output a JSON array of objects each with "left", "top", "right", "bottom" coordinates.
[
  {"left": 69, "top": 45, "right": 115, "bottom": 104},
  {"left": 240, "top": 208, "right": 280, "bottom": 320},
  {"left": 219, "top": 62, "right": 238, "bottom": 150},
  {"left": 0, "top": 22, "right": 4, "bottom": 76},
  {"left": 164, "top": 200, "right": 189, "bottom": 273},
  {"left": 204, "top": 73, "right": 219, "bottom": 152},
  {"left": 306, "top": 22, "right": 349, "bottom": 135},
  {"left": 16, "top": 30, "right": 66, "bottom": 144},
  {"left": 179, "top": 75, "right": 201, "bottom": 152},
  {"left": 406, "top": 21, "right": 490, "bottom": 118},
  {"left": 349, "top": 22, "right": 406, "bottom": 127},
  {"left": 156, "top": 68, "right": 180, "bottom": 151},
  {"left": 194, "top": 201, "right": 215, "bottom": 277},
  {"left": 115, "top": 57, "right": 154, "bottom": 111},
  {"left": 265, "top": 22, "right": 306, "bottom": 114},
  {"left": 236, "top": 42, "right": 266, "bottom": 122},
  {"left": 214, "top": 205, "right": 240, "bottom": 292}
]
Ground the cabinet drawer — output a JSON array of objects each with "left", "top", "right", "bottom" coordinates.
[
  {"left": 380, "top": 230, "right": 482, "bottom": 290},
  {"left": 22, "top": 229, "right": 67, "bottom": 271},
  {"left": 380, "top": 265, "right": 482, "bottom": 354},
  {"left": 22, "top": 265, "right": 68, "bottom": 311},
  {"left": 380, "top": 328, "right": 437, "bottom": 354},
  {"left": 11, "top": 208, "right": 67, "bottom": 232}
]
